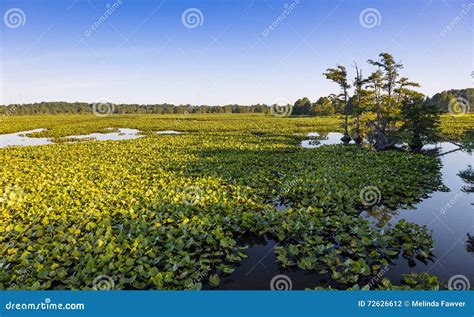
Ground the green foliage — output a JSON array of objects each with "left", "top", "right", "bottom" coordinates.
[
  {"left": 376, "top": 272, "right": 443, "bottom": 290},
  {"left": 458, "top": 166, "right": 474, "bottom": 193},
  {"left": 324, "top": 65, "right": 351, "bottom": 137},
  {"left": 0, "top": 102, "right": 270, "bottom": 116},
  {"left": 399, "top": 93, "right": 441, "bottom": 151},
  {"left": 312, "top": 97, "right": 335, "bottom": 116},
  {"left": 439, "top": 115, "right": 474, "bottom": 141},
  {"left": 426, "top": 88, "right": 474, "bottom": 113},
  {"left": 292, "top": 97, "right": 312, "bottom": 116},
  {"left": 323, "top": 52, "right": 446, "bottom": 151},
  {"left": 208, "top": 274, "right": 220, "bottom": 288},
  {"left": 309, "top": 272, "right": 443, "bottom": 290},
  {"left": 460, "top": 129, "right": 474, "bottom": 151},
  {"left": 0, "top": 113, "right": 467, "bottom": 290}
]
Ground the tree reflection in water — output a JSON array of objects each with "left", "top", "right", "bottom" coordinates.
[
  {"left": 466, "top": 233, "right": 474, "bottom": 255},
  {"left": 457, "top": 165, "right": 473, "bottom": 194},
  {"left": 365, "top": 206, "right": 399, "bottom": 228}
]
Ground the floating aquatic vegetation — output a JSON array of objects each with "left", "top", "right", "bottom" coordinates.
[{"left": 0, "top": 114, "right": 457, "bottom": 289}]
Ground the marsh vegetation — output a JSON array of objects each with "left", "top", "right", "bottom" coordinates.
[{"left": 0, "top": 112, "right": 472, "bottom": 290}]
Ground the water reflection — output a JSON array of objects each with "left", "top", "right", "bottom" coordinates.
[
  {"left": 156, "top": 130, "right": 184, "bottom": 135},
  {"left": 458, "top": 165, "right": 473, "bottom": 194},
  {"left": 383, "top": 142, "right": 474, "bottom": 284},
  {"left": 0, "top": 129, "right": 52, "bottom": 148},
  {"left": 300, "top": 132, "right": 354, "bottom": 148},
  {"left": 66, "top": 128, "right": 143, "bottom": 141},
  {"left": 1, "top": 127, "right": 188, "bottom": 148},
  {"left": 221, "top": 137, "right": 473, "bottom": 289},
  {"left": 203, "top": 234, "right": 333, "bottom": 290},
  {"left": 362, "top": 206, "right": 399, "bottom": 228},
  {"left": 466, "top": 233, "right": 474, "bottom": 255}
]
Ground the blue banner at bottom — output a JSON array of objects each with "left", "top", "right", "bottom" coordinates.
[{"left": 1, "top": 291, "right": 472, "bottom": 317}]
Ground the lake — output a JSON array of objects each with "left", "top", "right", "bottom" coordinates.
[{"left": 205, "top": 132, "right": 473, "bottom": 289}]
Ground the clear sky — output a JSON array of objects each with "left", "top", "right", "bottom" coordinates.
[{"left": 0, "top": 0, "right": 472, "bottom": 106}]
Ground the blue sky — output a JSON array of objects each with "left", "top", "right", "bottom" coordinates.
[{"left": 1, "top": 0, "right": 472, "bottom": 105}]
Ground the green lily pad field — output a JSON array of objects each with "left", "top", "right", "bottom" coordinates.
[{"left": 0, "top": 114, "right": 472, "bottom": 290}]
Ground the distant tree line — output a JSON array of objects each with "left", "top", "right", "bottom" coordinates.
[
  {"left": 1, "top": 88, "right": 470, "bottom": 118},
  {"left": 292, "top": 88, "right": 473, "bottom": 117},
  {"left": 0, "top": 102, "right": 270, "bottom": 116},
  {"left": 425, "top": 88, "right": 473, "bottom": 113}
]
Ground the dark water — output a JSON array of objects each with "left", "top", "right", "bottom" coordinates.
[
  {"left": 207, "top": 133, "right": 473, "bottom": 290},
  {"left": 202, "top": 234, "right": 336, "bottom": 290},
  {"left": 1, "top": 129, "right": 472, "bottom": 289},
  {"left": 384, "top": 142, "right": 473, "bottom": 284}
]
